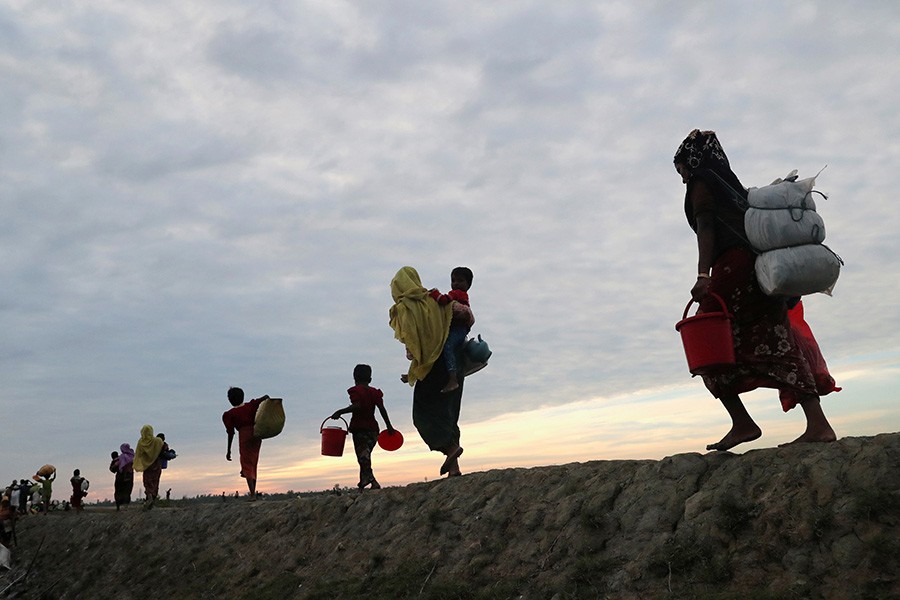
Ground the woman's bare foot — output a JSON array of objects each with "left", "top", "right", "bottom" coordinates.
[
  {"left": 780, "top": 397, "right": 837, "bottom": 447},
  {"left": 447, "top": 455, "right": 461, "bottom": 476},
  {"left": 779, "top": 427, "right": 837, "bottom": 447},
  {"left": 440, "top": 445, "right": 463, "bottom": 475},
  {"left": 706, "top": 425, "right": 762, "bottom": 451}
]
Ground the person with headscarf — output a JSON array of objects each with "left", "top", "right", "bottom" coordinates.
[
  {"left": 674, "top": 129, "right": 837, "bottom": 451},
  {"left": 133, "top": 425, "right": 166, "bottom": 508},
  {"left": 389, "top": 266, "right": 464, "bottom": 476},
  {"left": 113, "top": 443, "right": 135, "bottom": 510}
]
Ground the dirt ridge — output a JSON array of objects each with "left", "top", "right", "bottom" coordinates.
[{"left": 5, "top": 433, "right": 899, "bottom": 599}]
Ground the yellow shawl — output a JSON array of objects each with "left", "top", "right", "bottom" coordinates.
[
  {"left": 133, "top": 424, "right": 164, "bottom": 472},
  {"left": 389, "top": 266, "right": 452, "bottom": 386}
]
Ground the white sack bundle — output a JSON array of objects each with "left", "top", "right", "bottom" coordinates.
[
  {"left": 745, "top": 207, "right": 826, "bottom": 251},
  {"left": 755, "top": 245, "right": 841, "bottom": 297},
  {"left": 745, "top": 176, "right": 826, "bottom": 251},
  {"left": 747, "top": 177, "right": 817, "bottom": 210}
]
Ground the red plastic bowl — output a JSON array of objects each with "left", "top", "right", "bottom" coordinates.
[{"left": 378, "top": 429, "right": 404, "bottom": 451}]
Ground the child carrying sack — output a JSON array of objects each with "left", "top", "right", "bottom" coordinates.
[
  {"left": 254, "top": 397, "right": 285, "bottom": 439},
  {"left": 745, "top": 170, "right": 843, "bottom": 296}
]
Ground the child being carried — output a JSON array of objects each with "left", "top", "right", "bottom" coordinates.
[{"left": 430, "top": 266, "right": 475, "bottom": 393}]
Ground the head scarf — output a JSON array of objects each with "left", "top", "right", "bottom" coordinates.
[
  {"left": 673, "top": 129, "right": 732, "bottom": 174},
  {"left": 389, "top": 266, "right": 452, "bottom": 386},
  {"left": 674, "top": 129, "right": 747, "bottom": 229},
  {"left": 118, "top": 443, "right": 135, "bottom": 470},
  {"left": 133, "top": 425, "right": 164, "bottom": 472}
]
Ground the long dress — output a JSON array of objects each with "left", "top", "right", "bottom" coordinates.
[
  {"left": 686, "top": 167, "right": 819, "bottom": 410},
  {"left": 114, "top": 463, "right": 134, "bottom": 508},
  {"left": 142, "top": 447, "right": 166, "bottom": 500},
  {"left": 413, "top": 356, "right": 464, "bottom": 452},
  {"left": 133, "top": 425, "right": 164, "bottom": 501},
  {"left": 699, "top": 245, "right": 818, "bottom": 410},
  {"left": 389, "top": 266, "right": 461, "bottom": 450}
]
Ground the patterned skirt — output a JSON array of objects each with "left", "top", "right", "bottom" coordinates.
[{"left": 700, "top": 246, "right": 818, "bottom": 411}]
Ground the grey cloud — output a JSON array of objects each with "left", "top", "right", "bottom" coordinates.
[
  {"left": 2, "top": 1, "right": 900, "bottom": 495},
  {"left": 207, "top": 25, "right": 308, "bottom": 83},
  {"left": 95, "top": 123, "right": 253, "bottom": 181}
]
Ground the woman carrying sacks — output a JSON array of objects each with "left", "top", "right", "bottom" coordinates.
[{"left": 674, "top": 129, "right": 837, "bottom": 451}]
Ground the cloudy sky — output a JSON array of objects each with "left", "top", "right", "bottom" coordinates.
[{"left": 2, "top": 1, "right": 899, "bottom": 500}]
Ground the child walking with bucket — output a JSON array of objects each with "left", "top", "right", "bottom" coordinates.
[{"left": 331, "top": 364, "right": 396, "bottom": 490}]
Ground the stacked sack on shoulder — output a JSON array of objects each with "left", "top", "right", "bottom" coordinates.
[{"left": 745, "top": 169, "right": 843, "bottom": 296}]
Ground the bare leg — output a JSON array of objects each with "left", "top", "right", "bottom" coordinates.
[
  {"left": 247, "top": 478, "right": 257, "bottom": 501},
  {"left": 446, "top": 454, "right": 462, "bottom": 477},
  {"left": 441, "top": 371, "right": 460, "bottom": 394},
  {"left": 440, "top": 444, "right": 464, "bottom": 475},
  {"left": 782, "top": 396, "right": 837, "bottom": 446},
  {"left": 707, "top": 394, "right": 763, "bottom": 451}
]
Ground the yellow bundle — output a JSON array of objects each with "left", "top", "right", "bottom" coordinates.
[{"left": 254, "top": 398, "right": 285, "bottom": 439}]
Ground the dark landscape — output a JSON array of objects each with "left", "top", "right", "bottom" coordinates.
[{"left": 3, "top": 433, "right": 898, "bottom": 600}]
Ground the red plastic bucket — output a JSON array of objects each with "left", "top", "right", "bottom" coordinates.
[
  {"left": 675, "top": 293, "right": 735, "bottom": 376},
  {"left": 320, "top": 417, "right": 349, "bottom": 457},
  {"left": 377, "top": 429, "right": 404, "bottom": 451}
]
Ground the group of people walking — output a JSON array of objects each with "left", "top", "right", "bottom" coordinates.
[
  {"left": 1, "top": 468, "right": 92, "bottom": 569},
  {"left": 2, "top": 426, "right": 173, "bottom": 521},
  {"left": 103, "top": 427, "right": 175, "bottom": 512},
  {"left": 4, "top": 132, "right": 843, "bottom": 525},
  {"left": 223, "top": 265, "right": 479, "bottom": 499},
  {"left": 2, "top": 468, "right": 88, "bottom": 517},
  {"left": 125, "top": 426, "right": 174, "bottom": 509},
  {"left": 156, "top": 137, "right": 852, "bottom": 506}
]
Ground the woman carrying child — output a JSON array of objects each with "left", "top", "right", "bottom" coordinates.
[
  {"left": 389, "top": 266, "right": 465, "bottom": 477},
  {"left": 114, "top": 443, "right": 135, "bottom": 510}
]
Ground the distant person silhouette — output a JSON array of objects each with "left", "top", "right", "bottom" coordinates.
[{"left": 133, "top": 424, "right": 167, "bottom": 509}]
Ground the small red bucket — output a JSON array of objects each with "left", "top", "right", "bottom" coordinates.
[
  {"left": 320, "top": 417, "right": 349, "bottom": 457},
  {"left": 675, "top": 293, "right": 735, "bottom": 376},
  {"left": 377, "top": 429, "right": 404, "bottom": 452}
]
